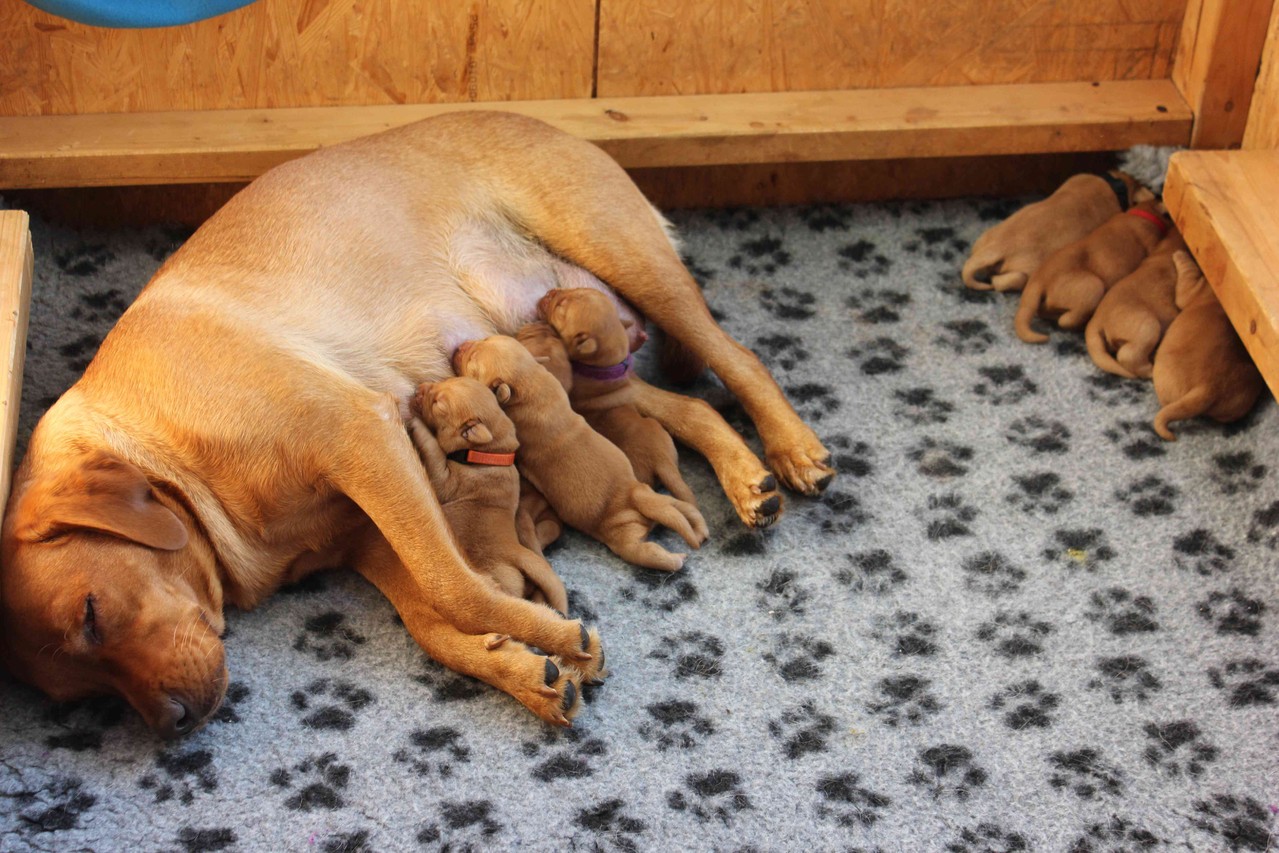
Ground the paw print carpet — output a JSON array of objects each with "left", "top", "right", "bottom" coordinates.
[{"left": 1, "top": 199, "right": 1276, "bottom": 851}]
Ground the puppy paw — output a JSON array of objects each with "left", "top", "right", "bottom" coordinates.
[
  {"left": 730, "top": 473, "right": 784, "bottom": 529},
  {"left": 767, "top": 442, "right": 836, "bottom": 497},
  {"left": 566, "top": 625, "right": 607, "bottom": 685},
  {"left": 527, "top": 656, "right": 585, "bottom": 727}
]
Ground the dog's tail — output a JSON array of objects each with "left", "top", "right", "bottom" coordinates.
[
  {"left": 1085, "top": 319, "right": 1136, "bottom": 379},
  {"left": 1153, "top": 385, "right": 1212, "bottom": 441},
  {"left": 660, "top": 333, "right": 706, "bottom": 385},
  {"left": 961, "top": 250, "right": 1001, "bottom": 291},
  {"left": 1014, "top": 276, "right": 1049, "bottom": 343},
  {"left": 632, "top": 484, "right": 707, "bottom": 549}
]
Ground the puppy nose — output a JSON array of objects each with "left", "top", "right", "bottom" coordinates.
[
  {"left": 452, "top": 341, "right": 473, "bottom": 371},
  {"left": 160, "top": 695, "right": 196, "bottom": 740},
  {"left": 536, "top": 291, "right": 556, "bottom": 318}
]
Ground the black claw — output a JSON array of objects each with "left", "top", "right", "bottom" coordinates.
[
  {"left": 759, "top": 495, "right": 782, "bottom": 518},
  {"left": 544, "top": 658, "right": 559, "bottom": 686},
  {"left": 815, "top": 472, "right": 834, "bottom": 492},
  {"left": 579, "top": 624, "right": 591, "bottom": 652},
  {"left": 561, "top": 681, "right": 577, "bottom": 713},
  {"left": 760, "top": 474, "right": 777, "bottom": 493}
]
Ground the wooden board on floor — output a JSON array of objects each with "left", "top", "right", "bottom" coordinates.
[
  {"left": 0, "top": 80, "right": 1192, "bottom": 189},
  {"left": 1244, "top": 1, "right": 1279, "bottom": 148},
  {"left": 1164, "top": 150, "right": 1279, "bottom": 399},
  {"left": 597, "top": 0, "right": 1187, "bottom": 97},
  {"left": 0, "top": 211, "right": 32, "bottom": 513}
]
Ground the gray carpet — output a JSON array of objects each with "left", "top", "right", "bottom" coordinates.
[{"left": 1, "top": 194, "right": 1277, "bottom": 852}]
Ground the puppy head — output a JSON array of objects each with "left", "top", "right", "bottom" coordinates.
[
  {"left": 1110, "top": 170, "right": 1157, "bottom": 206},
  {"left": 1172, "top": 250, "right": 1211, "bottom": 310},
  {"left": 452, "top": 335, "right": 550, "bottom": 409},
  {"left": 536, "top": 289, "right": 632, "bottom": 367},
  {"left": 414, "top": 376, "right": 517, "bottom": 453},
  {"left": 0, "top": 450, "right": 227, "bottom": 740},
  {"left": 515, "top": 322, "right": 573, "bottom": 392}
]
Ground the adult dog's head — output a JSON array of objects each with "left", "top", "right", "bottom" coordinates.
[{"left": 1, "top": 445, "right": 228, "bottom": 739}]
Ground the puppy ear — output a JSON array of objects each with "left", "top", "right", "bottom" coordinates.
[
  {"left": 490, "top": 381, "right": 512, "bottom": 405},
  {"left": 574, "top": 333, "right": 598, "bottom": 357},
  {"left": 16, "top": 454, "right": 188, "bottom": 551},
  {"left": 460, "top": 419, "right": 494, "bottom": 446}
]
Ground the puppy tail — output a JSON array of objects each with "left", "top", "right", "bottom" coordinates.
[
  {"left": 632, "top": 484, "right": 704, "bottom": 549},
  {"left": 1014, "top": 276, "right": 1049, "bottom": 344},
  {"left": 1153, "top": 386, "right": 1212, "bottom": 441},
  {"left": 659, "top": 332, "right": 706, "bottom": 385},
  {"left": 961, "top": 251, "right": 1000, "bottom": 291},
  {"left": 1085, "top": 319, "right": 1136, "bottom": 379}
]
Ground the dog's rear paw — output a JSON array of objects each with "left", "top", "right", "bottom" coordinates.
[{"left": 768, "top": 443, "right": 836, "bottom": 497}]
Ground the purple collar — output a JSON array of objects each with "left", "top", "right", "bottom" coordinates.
[{"left": 571, "top": 355, "right": 632, "bottom": 382}]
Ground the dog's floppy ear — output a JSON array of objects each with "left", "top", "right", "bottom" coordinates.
[
  {"left": 573, "top": 333, "right": 598, "bottom": 357},
  {"left": 489, "top": 381, "right": 512, "bottom": 405},
  {"left": 15, "top": 454, "right": 188, "bottom": 551},
  {"left": 460, "top": 419, "right": 493, "bottom": 446},
  {"left": 1172, "top": 251, "right": 1208, "bottom": 310}
]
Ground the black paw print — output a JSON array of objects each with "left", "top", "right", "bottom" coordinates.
[
  {"left": 1042, "top": 528, "right": 1115, "bottom": 573},
  {"left": 732, "top": 236, "right": 792, "bottom": 276},
  {"left": 1116, "top": 476, "right": 1179, "bottom": 517},
  {"left": 54, "top": 243, "right": 115, "bottom": 277},
  {"left": 414, "top": 661, "right": 488, "bottom": 702},
  {"left": 620, "top": 563, "right": 699, "bottom": 613},
  {"left": 975, "top": 611, "right": 1053, "bottom": 658},
  {"left": 667, "top": 770, "right": 753, "bottom": 825},
  {"left": 42, "top": 696, "right": 127, "bottom": 752},
  {"left": 1055, "top": 335, "right": 1089, "bottom": 358},
  {"left": 707, "top": 208, "right": 760, "bottom": 232},
  {"left": 768, "top": 701, "right": 837, "bottom": 760},
  {"left": 757, "top": 568, "right": 810, "bottom": 620},
  {"left": 973, "top": 365, "right": 1038, "bottom": 406},
  {"left": 719, "top": 531, "right": 768, "bottom": 557},
  {"left": 758, "top": 285, "right": 813, "bottom": 321},
  {"left": 1212, "top": 451, "right": 1268, "bottom": 495},
  {"left": 936, "top": 318, "right": 996, "bottom": 356},
  {"left": 1068, "top": 815, "right": 1162, "bottom": 852},
  {"left": 893, "top": 387, "right": 955, "bottom": 425},
  {"left": 649, "top": 632, "right": 724, "bottom": 680},
  {"left": 908, "top": 437, "right": 974, "bottom": 479},
  {"left": 293, "top": 611, "right": 367, "bottom": 662},
  {"left": 1084, "top": 372, "right": 1148, "bottom": 406},
  {"left": 921, "top": 492, "right": 978, "bottom": 540},
  {"left": 680, "top": 251, "right": 716, "bottom": 284},
  {"left": 1173, "top": 529, "right": 1235, "bottom": 575},
  {"left": 763, "top": 633, "right": 836, "bottom": 682},
  {"left": 15, "top": 776, "right": 97, "bottom": 833},
  {"left": 1103, "top": 419, "right": 1167, "bottom": 461},
  {"left": 846, "top": 288, "right": 911, "bottom": 323},
  {"left": 393, "top": 726, "right": 470, "bottom": 778},
  {"left": 1084, "top": 588, "right": 1159, "bottom": 635},
  {"left": 835, "top": 549, "right": 908, "bottom": 595},
  {"left": 908, "top": 225, "right": 967, "bottom": 262},
  {"left": 1005, "top": 416, "right": 1071, "bottom": 454},
  {"left": 144, "top": 225, "right": 194, "bottom": 262},
  {"left": 837, "top": 239, "right": 892, "bottom": 278},
  {"left": 1198, "top": 589, "right": 1266, "bottom": 636},
  {"left": 209, "top": 682, "right": 251, "bottom": 726},
  {"left": 1048, "top": 748, "right": 1124, "bottom": 800},
  {"left": 322, "top": 829, "right": 372, "bottom": 852},
  {"left": 58, "top": 333, "right": 104, "bottom": 373},
  {"left": 638, "top": 700, "right": 715, "bottom": 751},
  {"left": 815, "top": 772, "right": 892, "bottom": 828},
  {"left": 907, "top": 744, "right": 988, "bottom": 801},
  {"left": 945, "top": 823, "right": 1029, "bottom": 853},
  {"left": 70, "top": 287, "right": 130, "bottom": 324},
  {"left": 846, "top": 337, "right": 909, "bottom": 375},
  {"left": 270, "top": 753, "right": 350, "bottom": 812},
  {"left": 1190, "top": 794, "right": 1275, "bottom": 852},
  {"left": 799, "top": 204, "right": 854, "bottom": 232},
  {"left": 826, "top": 433, "right": 875, "bottom": 477},
  {"left": 808, "top": 488, "right": 870, "bottom": 535},
  {"left": 873, "top": 611, "right": 939, "bottom": 657},
  {"left": 866, "top": 675, "right": 943, "bottom": 727},
  {"left": 1247, "top": 501, "right": 1279, "bottom": 549},
  {"left": 523, "top": 727, "right": 607, "bottom": 781},
  {"left": 418, "top": 800, "right": 504, "bottom": 849},
  {"left": 290, "top": 679, "right": 374, "bottom": 731},
  {"left": 574, "top": 799, "right": 646, "bottom": 851},
  {"left": 140, "top": 749, "right": 218, "bottom": 805},
  {"left": 1208, "top": 659, "right": 1279, "bottom": 708},
  {"left": 176, "top": 827, "right": 236, "bottom": 853},
  {"left": 990, "top": 680, "right": 1059, "bottom": 730},
  {"left": 785, "top": 382, "right": 840, "bottom": 422},
  {"left": 961, "top": 552, "right": 1026, "bottom": 598},
  {"left": 1005, "top": 471, "right": 1073, "bottom": 515},
  {"left": 1088, "top": 656, "right": 1162, "bottom": 704},
  {"left": 753, "top": 333, "right": 810, "bottom": 370},
  {"left": 1143, "top": 720, "right": 1218, "bottom": 778}
]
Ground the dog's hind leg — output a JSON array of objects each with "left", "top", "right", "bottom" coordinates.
[
  {"left": 1055, "top": 274, "right": 1106, "bottom": 330},
  {"left": 1116, "top": 316, "right": 1162, "bottom": 379}
]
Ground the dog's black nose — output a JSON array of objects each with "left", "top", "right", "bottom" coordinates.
[{"left": 160, "top": 696, "right": 196, "bottom": 739}]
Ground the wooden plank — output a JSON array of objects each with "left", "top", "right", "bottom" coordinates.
[
  {"left": 1244, "top": 1, "right": 1279, "bottom": 147},
  {"left": 0, "top": 0, "right": 595, "bottom": 115},
  {"left": 1172, "top": 0, "right": 1275, "bottom": 149},
  {"left": 0, "top": 81, "right": 1192, "bottom": 189},
  {"left": 1164, "top": 150, "right": 1279, "bottom": 398},
  {"left": 0, "top": 211, "right": 32, "bottom": 516},
  {"left": 597, "top": 0, "right": 1188, "bottom": 98}
]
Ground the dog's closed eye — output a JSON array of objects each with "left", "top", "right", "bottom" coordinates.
[{"left": 83, "top": 595, "right": 102, "bottom": 645}]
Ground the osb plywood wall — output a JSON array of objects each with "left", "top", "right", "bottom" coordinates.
[{"left": 0, "top": 0, "right": 1187, "bottom": 116}]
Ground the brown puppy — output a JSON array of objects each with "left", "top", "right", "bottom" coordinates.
[
  {"left": 537, "top": 289, "right": 698, "bottom": 506},
  {"left": 963, "top": 171, "right": 1149, "bottom": 292},
  {"left": 1151, "top": 252, "right": 1265, "bottom": 441},
  {"left": 455, "top": 335, "right": 708, "bottom": 571},
  {"left": 1084, "top": 229, "right": 1187, "bottom": 378},
  {"left": 1, "top": 112, "right": 831, "bottom": 738},
  {"left": 1015, "top": 199, "right": 1170, "bottom": 343},
  {"left": 410, "top": 377, "right": 569, "bottom": 614}
]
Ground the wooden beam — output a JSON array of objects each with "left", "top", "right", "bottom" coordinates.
[
  {"left": 0, "top": 211, "right": 32, "bottom": 516},
  {"left": 1244, "top": 1, "right": 1279, "bottom": 148},
  {"left": 0, "top": 81, "right": 1192, "bottom": 189},
  {"left": 1172, "top": 0, "right": 1275, "bottom": 149},
  {"left": 1164, "top": 150, "right": 1279, "bottom": 399}
]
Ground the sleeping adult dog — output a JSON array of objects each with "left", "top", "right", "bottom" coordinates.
[{"left": 0, "top": 112, "right": 833, "bottom": 738}]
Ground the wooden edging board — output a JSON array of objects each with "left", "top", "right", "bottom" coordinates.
[{"left": 0, "top": 210, "right": 32, "bottom": 517}]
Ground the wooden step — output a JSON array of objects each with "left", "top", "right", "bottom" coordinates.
[
  {"left": 0, "top": 210, "right": 32, "bottom": 512},
  {"left": 0, "top": 80, "right": 1191, "bottom": 189},
  {"left": 1165, "top": 149, "right": 1279, "bottom": 399}
]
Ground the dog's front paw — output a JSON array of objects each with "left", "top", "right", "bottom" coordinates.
[
  {"left": 767, "top": 442, "right": 836, "bottom": 497},
  {"left": 730, "top": 472, "right": 784, "bottom": 529}
]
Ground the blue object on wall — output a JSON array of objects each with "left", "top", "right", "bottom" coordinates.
[{"left": 23, "top": 0, "right": 257, "bottom": 28}]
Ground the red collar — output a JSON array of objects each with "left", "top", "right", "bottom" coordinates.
[
  {"left": 446, "top": 448, "right": 516, "bottom": 466},
  {"left": 1127, "top": 208, "right": 1170, "bottom": 237}
]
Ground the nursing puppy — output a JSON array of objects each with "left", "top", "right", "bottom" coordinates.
[
  {"left": 410, "top": 377, "right": 568, "bottom": 614},
  {"left": 537, "top": 288, "right": 698, "bottom": 506},
  {"left": 1085, "top": 229, "right": 1187, "bottom": 378},
  {"left": 963, "top": 171, "right": 1149, "bottom": 292},
  {"left": 1151, "top": 253, "right": 1265, "bottom": 440},
  {"left": 455, "top": 335, "right": 708, "bottom": 571},
  {"left": 1015, "top": 199, "right": 1169, "bottom": 343}
]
